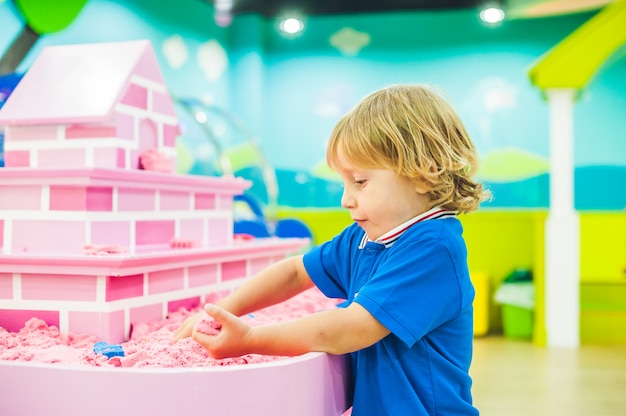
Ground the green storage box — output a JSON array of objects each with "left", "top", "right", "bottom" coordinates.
[{"left": 501, "top": 304, "right": 533, "bottom": 339}]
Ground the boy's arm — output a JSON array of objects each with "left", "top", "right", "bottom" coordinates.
[
  {"left": 173, "top": 255, "right": 313, "bottom": 342},
  {"left": 194, "top": 301, "right": 390, "bottom": 358}
]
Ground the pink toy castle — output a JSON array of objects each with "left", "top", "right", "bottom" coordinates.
[{"left": 0, "top": 40, "right": 307, "bottom": 343}]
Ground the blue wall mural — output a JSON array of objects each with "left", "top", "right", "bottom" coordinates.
[{"left": 1, "top": 0, "right": 624, "bottom": 211}]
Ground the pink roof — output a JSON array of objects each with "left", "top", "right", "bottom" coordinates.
[{"left": 0, "top": 40, "right": 174, "bottom": 125}]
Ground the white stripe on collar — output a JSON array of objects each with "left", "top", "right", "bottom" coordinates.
[{"left": 358, "top": 207, "right": 457, "bottom": 249}]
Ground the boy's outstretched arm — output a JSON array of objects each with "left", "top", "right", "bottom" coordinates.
[
  {"left": 173, "top": 255, "right": 314, "bottom": 342},
  {"left": 193, "top": 299, "right": 391, "bottom": 359}
]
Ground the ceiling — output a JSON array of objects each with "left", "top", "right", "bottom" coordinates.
[
  {"left": 213, "top": 0, "right": 613, "bottom": 19},
  {"left": 229, "top": 0, "right": 482, "bottom": 17}
]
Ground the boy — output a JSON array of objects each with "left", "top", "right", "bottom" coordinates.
[{"left": 175, "top": 84, "right": 488, "bottom": 415}]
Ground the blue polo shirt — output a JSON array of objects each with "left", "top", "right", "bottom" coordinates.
[{"left": 303, "top": 209, "right": 478, "bottom": 416}]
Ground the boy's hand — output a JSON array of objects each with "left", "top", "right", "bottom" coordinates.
[
  {"left": 172, "top": 311, "right": 204, "bottom": 342},
  {"left": 192, "top": 304, "right": 253, "bottom": 359}
]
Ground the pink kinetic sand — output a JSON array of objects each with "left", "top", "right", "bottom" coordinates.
[{"left": 0, "top": 287, "right": 340, "bottom": 368}]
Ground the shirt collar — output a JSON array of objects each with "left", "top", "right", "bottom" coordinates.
[{"left": 358, "top": 206, "right": 457, "bottom": 249}]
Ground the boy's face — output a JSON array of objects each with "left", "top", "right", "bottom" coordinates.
[{"left": 334, "top": 149, "right": 432, "bottom": 241}]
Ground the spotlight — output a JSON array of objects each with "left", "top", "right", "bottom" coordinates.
[
  {"left": 279, "top": 17, "right": 304, "bottom": 35},
  {"left": 480, "top": 5, "right": 506, "bottom": 24}
]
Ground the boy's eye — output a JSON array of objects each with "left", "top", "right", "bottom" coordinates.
[{"left": 354, "top": 179, "right": 366, "bottom": 185}]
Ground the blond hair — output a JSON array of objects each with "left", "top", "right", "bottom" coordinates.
[{"left": 326, "top": 84, "right": 490, "bottom": 213}]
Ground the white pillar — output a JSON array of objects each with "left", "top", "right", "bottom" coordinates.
[{"left": 544, "top": 88, "right": 580, "bottom": 348}]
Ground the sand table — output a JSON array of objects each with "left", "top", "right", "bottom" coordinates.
[{"left": 0, "top": 288, "right": 339, "bottom": 368}]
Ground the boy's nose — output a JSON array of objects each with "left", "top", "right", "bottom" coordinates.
[{"left": 341, "top": 188, "right": 355, "bottom": 209}]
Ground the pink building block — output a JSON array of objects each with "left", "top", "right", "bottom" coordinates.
[
  {"left": 3, "top": 150, "right": 29, "bottom": 166},
  {"left": 194, "top": 193, "right": 216, "bottom": 210},
  {"left": 39, "top": 148, "right": 86, "bottom": 168},
  {"left": 49, "top": 186, "right": 114, "bottom": 211},
  {"left": 0, "top": 273, "right": 12, "bottom": 299},
  {"left": 136, "top": 220, "right": 176, "bottom": 246},
  {"left": 0, "top": 309, "right": 59, "bottom": 333},
  {"left": 208, "top": 218, "right": 230, "bottom": 246},
  {"left": 65, "top": 124, "right": 117, "bottom": 139},
  {"left": 179, "top": 218, "right": 204, "bottom": 242},
  {"left": 106, "top": 274, "right": 144, "bottom": 302},
  {"left": 91, "top": 221, "right": 132, "bottom": 247},
  {"left": 118, "top": 188, "right": 156, "bottom": 211},
  {"left": 68, "top": 309, "right": 125, "bottom": 342},
  {"left": 115, "top": 113, "right": 135, "bottom": 140},
  {"left": 120, "top": 84, "right": 148, "bottom": 109},
  {"left": 188, "top": 264, "right": 219, "bottom": 288},
  {"left": 160, "top": 190, "right": 190, "bottom": 210},
  {"left": 152, "top": 90, "right": 176, "bottom": 116},
  {"left": 167, "top": 296, "right": 201, "bottom": 314},
  {"left": 12, "top": 220, "right": 85, "bottom": 254},
  {"left": 222, "top": 260, "right": 247, "bottom": 281},
  {"left": 0, "top": 185, "right": 41, "bottom": 210},
  {"left": 8, "top": 125, "right": 58, "bottom": 141},
  {"left": 148, "top": 268, "right": 185, "bottom": 295},
  {"left": 21, "top": 273, "right": 98, "bottom": 301},
  {"left": 129, "top": 303, "right": 163, "bottom": 327}
]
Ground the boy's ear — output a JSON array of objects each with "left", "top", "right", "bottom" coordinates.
[{"left": 414, "top": 177, "right": 431, "bottom": 195}]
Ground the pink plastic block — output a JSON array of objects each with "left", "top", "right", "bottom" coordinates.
[
  {"left": 136, "top": 220, "right": 175, "bottom": 245},
  {"left": 39, "top": 148, "right": 86, "bottom": 168},
  {"left": 138, "top": 119, "right": 158, "bottom": 160},
  {"left": 147, "top": 268, "right": 184, "bottom": 295},
  {"left": 68, "top": 310, "right": 125, "bottom": 343},
  {"left": 86, "top": 187, "right": 113, "bottom": 211},
  {"left": 12, "top": 220, "right": 85, "bottom": 254},
  {"left": 49, "top": 186, "right": 86, "bottom": 211},
  {"left": 163, "top": 123, "right": 178, "bottom": 147},
  {"left": 208, "top": 218, "right": 230, "bottom": 246},
  {"left": 93, "top": 147, "right": 118, "bottom": 168},
  {"left": 118, "top": 188, "right": 155, "bottom": 211},
  {"left": 0, "top": 309, "right": 59, "bottom": 332},
  {"left": 218, "top": 195, "right": 233, "bottom": 210},
  {"left": 179, "top": 218, "right": 204, "bottom": 242},
  {"left": 8, "top": 125, "right": 58, "bottom": 141},
  {"left": 91, "top": 221, "right": 131, "bottom": 247},
  {"left": 250, "top": 257, "right": 272, "bottom": 275},
  {"left": 120, "top": 83, "right": 148, "bottom": 109},
  {"left": 21, "top": 273, "right": 98, "bottom": 301},
  {"left": 221, "top": 260, "right": 247, "bottom": 281},
  {"left": 0, "top": 273, "right": 12, "bottom": 299},
  {"left": 4, "top": 150, "right": 30, "bottom": 167},
  {"left": 116, "top": 148, "right": 127, "bottom": 168},
  {"left": 0, "top": 220, "right": 3, "bottom": 249},
  {"left": 0, "top": 185, "right": 41, "bottom": 210},
  {"left": 160, "top": 190, "right": 190, "bottom": 210},
  {"left": 115, "top": 112, "right": 135, "bottom": 140},
  {"left": 50, "top": 186, "right": 113, "bottom": 211},
  {"left": 167, "top": 296, "right": 200, "bottom": 313},
  {"left": 106, "top": 274, "right": 144, "bottom": 302},
  {"left": 194, "top": 193, "right": 216, "bottom": 210},
  {"left": 134, "top": 45, "right": 166, "bottom": 84},
  {"left": 129, "top": 303, "right": 163, "bottom": 327},
  {"left": 65, "top": 124, "right": 116, "bottom": 139},
  {"left": 152, "top": 90, "right": 176, "bottom": 118},
  {"left": 188, "top": 264, "right": 218, "bottom": 288}
]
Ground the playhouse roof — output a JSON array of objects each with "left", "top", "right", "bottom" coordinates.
[
  {"left": 528, "top": 0, "right": 626, "bottom": 92},
  {"left": 0, "top": 40, "right": 174, "bottom": 125}
]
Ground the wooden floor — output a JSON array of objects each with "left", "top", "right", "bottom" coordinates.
[{"left": 471, "top": 336, "right": 626, "bottom": 416}]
